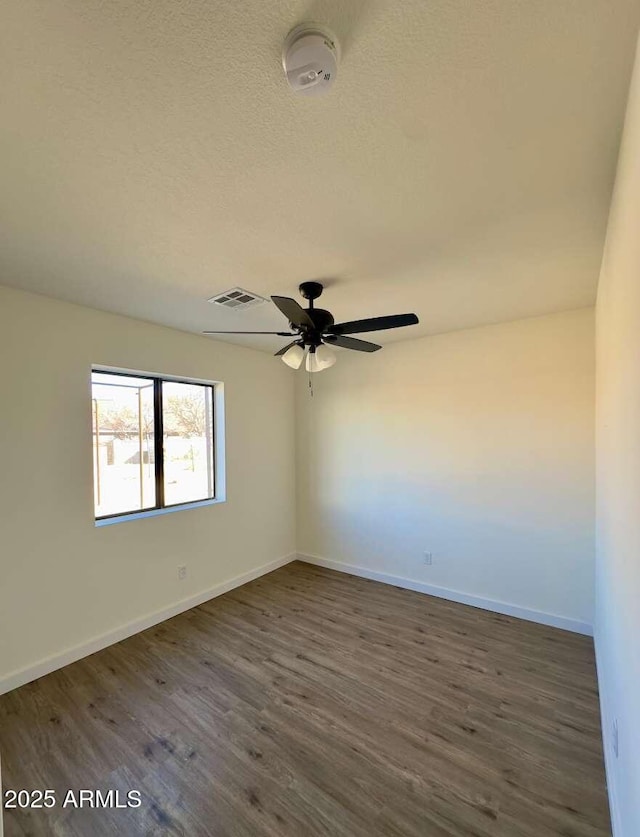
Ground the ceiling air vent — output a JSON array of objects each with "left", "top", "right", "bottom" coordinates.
[{"left": 208, "top": 287, "right": 267, "bottom": 310}]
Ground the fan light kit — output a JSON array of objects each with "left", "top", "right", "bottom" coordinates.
[
  {"left": 282, "top": 342, "right": 337, "bottom": 372},
  {"left": 282, "top": 25, "right": 340, "bottom": 97},
  {"left": 203, "top": 282, "right": 419, "bottom": 376}
]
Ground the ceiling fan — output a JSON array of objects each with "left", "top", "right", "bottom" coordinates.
[{"left": 203, "top": 282, "right": 419, "bottom": 372}]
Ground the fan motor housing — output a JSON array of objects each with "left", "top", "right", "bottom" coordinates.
[{"left": 307, "top": 307, "right": 334, "bottom": 333}]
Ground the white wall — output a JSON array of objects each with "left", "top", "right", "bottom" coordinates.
[
  {"left": 594, "top": 36, "right": 640, "bottom": 837},
  {"left": 297, "top": 308, "right": 595, "bottom": 632},
  {"left": 0, "top": 285, "right": 296, "bottom": 691}
]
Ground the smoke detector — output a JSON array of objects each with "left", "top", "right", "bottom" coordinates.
[{"left": 282, "top": 25, "right": 340, "bottom": 97}]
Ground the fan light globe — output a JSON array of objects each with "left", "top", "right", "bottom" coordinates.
[
  {"left": 305, "top": 344, "right": 337, "bottom": 373},
  {"left": 315, "top": 344, "right": 336, "bottom": 370},
  {"left": 282, "top": 344, "right": 305, "bottom": 369},
  {"left": 305, "top": 348, "right": 321, "bottom": 373}
]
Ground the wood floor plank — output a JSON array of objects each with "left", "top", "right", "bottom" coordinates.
[{"left": 0, "top": 562, "right": 610, "bottom": 836}]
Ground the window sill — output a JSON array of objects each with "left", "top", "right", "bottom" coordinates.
[{"left": 95, "top": 498, "right": 224, "bottom": 527}]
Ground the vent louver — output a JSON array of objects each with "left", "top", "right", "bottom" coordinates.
[{"left": 208, "top": 288, "right": 267, "bottom": 310}]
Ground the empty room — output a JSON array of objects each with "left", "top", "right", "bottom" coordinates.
[{"left": 1, "top": 2, "right": 639, "bottom": 835}]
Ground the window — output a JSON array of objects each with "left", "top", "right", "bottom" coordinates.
[{"left": 91, "top": 369, "right": 217, "bottom": 520}]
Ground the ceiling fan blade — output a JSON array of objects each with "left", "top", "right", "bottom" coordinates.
[
  {"left": 327, "top": 313, "right": 419, "bottom": 335},
  {"left": 202, "top": 331, "right": 295, "bottom": 335},
  {"left": 271, "top": 296, "right": 314, "bottom": 329},
  {"left": 274, "top": 341, "right": 300, "bottom": 356},
  {"left": 324, "top": 335, "right": 381, "bottom": 353}
]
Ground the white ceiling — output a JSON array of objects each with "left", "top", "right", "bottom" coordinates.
[{"left": 1, "top": 1, "right": 639, "bottom": 353}]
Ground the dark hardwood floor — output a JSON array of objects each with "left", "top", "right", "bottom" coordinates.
[{"left": 0, "top": 562, "right": 610, "bottom": 836}]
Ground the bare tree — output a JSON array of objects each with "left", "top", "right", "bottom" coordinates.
[
  {"left": 164, "top": 392, "right": 205, "bottom": 437},
  {"left": 99, "top": 405, "right": 137, "bottom": 439},
  {"left": 95, "top": 389, "right": 204, "bottom": 439},
  {"left": 97, "top": 402, "right": 154, "bottom": 439}
]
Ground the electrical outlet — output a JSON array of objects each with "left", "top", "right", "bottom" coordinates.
[
  {"left": 423, "top": 552, "right": 433, "bottom": 566},
  {"left": 178, "top": 565, "right": 187, "bottom": 581},
  {"left": 612, "top": 719, "right": 619, "bottom": 758}
]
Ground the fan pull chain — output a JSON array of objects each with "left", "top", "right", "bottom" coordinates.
[{"left": 308, "top": 369, "right": 314, "bottom": 397}]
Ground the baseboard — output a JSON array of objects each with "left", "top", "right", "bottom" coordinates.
[
  {"left": 594, "top": 638, "right": 622, "bottom": 837},
  {"left": 0, "top": 553, "right": 296, "bottom": 696},
  {"left": 297, "top": 553, "right": 593, "bottom": 636}
]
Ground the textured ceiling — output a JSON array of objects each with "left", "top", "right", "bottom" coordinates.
[{"left": 1, "top": 1, "right": 639, "bottom": 353}]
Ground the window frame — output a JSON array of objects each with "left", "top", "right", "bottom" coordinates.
[{"left": 91, "top": 367, "right": 223, "bottom": 524}]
